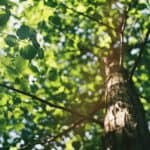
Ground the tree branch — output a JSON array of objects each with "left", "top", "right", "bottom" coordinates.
[
  {"left": 119, "top": 8, "right": 128, "bottom": 67},
  {"left": 46, "top": 118, "right": 84, "bottom": 144},
  {"left": 0, "top": 83, "right": 103, "bottom": 125},
  {"left": 43, "top": 94, "right": 105, "bottom": 143},
  {"left": 21, "top": 118, "right": 85, "bottom": 149},
  {"left": 44, "top": 100, "right": 104, "bottom": 144},
  {"left": 60, "top": 3, "right": 114, "bottom": 30},
  {"left": 129, "top": 28, "right": 150, "bottom": 80},
  {"left": 0, "top": 83, "right": 74, "bottom": 112}
]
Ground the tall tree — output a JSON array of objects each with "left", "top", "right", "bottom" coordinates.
[{"left": 0, "top": 0, "right": 149, "bottom": 149}]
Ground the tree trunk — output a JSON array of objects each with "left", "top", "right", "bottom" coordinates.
[{"left": 103, "top": 63, "right": 150, "bottom": 150}]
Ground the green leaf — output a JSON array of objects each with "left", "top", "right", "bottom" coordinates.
[
  {"left": 48, "top": 67, "right": 58, "bottom": 81},
  {"left": 0, "top": 10, "right": 10, "bottom": 26},
  {"left": 30, "top": 84, "right": 38, "bottom": 93},
  {"left": 59, "top": 3, "right": 67, "bottom": 13},
  {"left": 37, "top": 48, "right": 44, "bottom": 59},
  {"left": 31, "top": 38, "right": 40, "bottom": 48},
  {"left": 5, "top": 34, "right": 17, "bottom": 46},
  {"left": 29, "top": 64, "right": 39, "bottom": 73},
  {"left": 0, "top": 118, "right": 6, "bottom": 130},
  {"left": 137, "top": 3, "right": 147, "bottom": 10},
  {"left": 20, "top": 45, "right": 37, "bottom": 60},
  {"left": 0, "top": 1, "right": 7, "bottom": 5},
  {"left": 16, "top": 25, "right": 31, "bottom": 39},
  {"left": 49, "top": 15, "right": 61, "bottom": 25},
  {"left": 44, "top": 0, "right": 57, "bottom": 7},
  {"left": 14, "top": 97, "right": 21, "bottom": 105},
  {"left": 72, "top": 141, "right": 81, "bottom": 149},
  {"left": 53, "top": 92, "right": 66, "bottom": 101}
]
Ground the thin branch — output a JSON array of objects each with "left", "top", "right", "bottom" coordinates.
[
  {"left": 46, "top": 118, "right": 84, "bottom": 143},
  {"left": 20, "top": 118, "right": 85, "bottom": 149},
  {"left": 44, "top": 100, "right": 104, "bottom": 143},
  {"left": 119, "top": 8, "right": 128, "bottom": 67},
  {"left": 0, "top": 82, "right": 104, "bottom": 144},
  {"left": 60, "top": 3, "right": 114, "bottom": 30},
  {"left": 43, "top": 95, "right": 105, "bottom": 143},
  {"left": 0, "top": 83, "right": 103, "bottom": 125},
  {"left": 118, "top": 3, "right": 138, "bottom": 67},
  {"left": 0, "top": 83, "right": 74, "bottom": 112},
  {"left": 129, "top": 28, "right": 150, "bottom": 80}
]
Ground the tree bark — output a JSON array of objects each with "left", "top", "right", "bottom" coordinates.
[{"left": 103, "top": 62, "right": 150, "bottom": 150}]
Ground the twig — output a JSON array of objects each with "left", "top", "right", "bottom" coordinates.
[
  {"left": 44, "top": 94, "right": 105, "bottom": 143},
  {"left": 0, "top": 83, "right": 103, "bottom": 125},
  {"left": 119, "top": 8, "right": 128, "bottom": 67},
  {"left": 44, "top": 100, "right": 105, "bottom": 143},
  {"left": 0, "top": 83, "right": 74, "bottom": 112},
  {"left": 20, "top": 118, "right": 85, "bottom": 149},
  {"left": 129, "top": 28, "right": 150, "bottom": 80},
  {"left": 59, "top": 3, "right": 114, "bottom": 30},
  {"left": 117, "top": 3, "right": 138, "bottom": 67},
  {"left": 46, "top": 118, "right": 84, "bottom": 143}
]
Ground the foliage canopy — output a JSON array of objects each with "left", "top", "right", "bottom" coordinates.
[{"left": 0, "top": 0, "right": 150, "bottom": 149}]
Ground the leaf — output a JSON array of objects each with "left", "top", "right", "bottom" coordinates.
[
  {"left": 48, "top": 67, "right": 58, "bottom": 81},
  {"left": 14, "top": 97, "right": 21, "bottom": 105},
  {"left": 0, "top": 118, "right": 6, "bottom": 130},
  {"left": 15, "top": 77, "right": 20, "bottom": 84},
  {"left": 37, "top": 48, "right": 44, "bottom": 59},
  {"left": 52, "top": 92, "right": 66, "bottom": 101},
  {"left": 0, "top": 1, "right": 7, "bottom": 5},
  {"left": 21, "top": 129, "right": 32, "bottom": 140},
  {"left": 59, "top": 3, "right": 67, "bottom": 13},
  {"left": 20, "top": 45, "right": 37, "bottom": 60},
  {"left": 0, "top": 97, "right": 7, "bottom": 106},
  {"left": 5, "top": 34, "right": 17, "bottom": 46},
  {"left": 31, "top": 38, "right": 40, "bottom": 48},
  {"left": 30, "top": 84, "right": 39, "bottom": 93},
  {"left": 49, "top": 15, "right": 61, "bottom": 25},
  {"left": 16, "top": 25, "right": 31, "bottom": 39},
  {"left": 13, "top": 56, "right": 28, "bottom": 73},
  {"left": 72, "top": 141, "right": 81, "bottom": 149},
  {"left": 0, "top": 10, "right": 10, "bottom": 26},
  {"left": 44, "top": 0, "right": 57, "bottom": 7},
  {"left": 29, "top": 64, "right": 39, "bottom": 73},
  {"left": 137, "top": 3, "right": 147, "bottom": 10}
]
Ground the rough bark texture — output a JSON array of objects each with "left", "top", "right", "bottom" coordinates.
[{"left": 103, "top": 63, "right": 150, "bottom": 150}]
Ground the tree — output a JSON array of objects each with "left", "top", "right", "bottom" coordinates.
[{"left": 0, "top": 0, "right": 149, "bottom": 149}]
